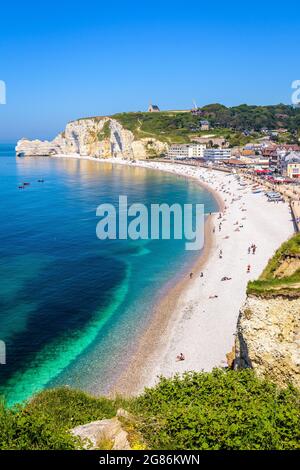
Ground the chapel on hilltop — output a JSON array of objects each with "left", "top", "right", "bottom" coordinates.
[{"left": 148, "top": 103, "right": 160, "bottom": 112}]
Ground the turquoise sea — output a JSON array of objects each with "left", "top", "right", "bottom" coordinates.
[{"left": 0, "top": 144, "right": 217, "bottom": 406}]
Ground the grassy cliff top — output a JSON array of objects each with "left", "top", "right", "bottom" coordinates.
[
  {"left": 68, "top": 103, "right": 300, "bottom": 145},
  {"left": 112, "top": 111, "right": 267, "bottom": 145},
  {"left": 247, "top": 233, "right": 300, "bottom": 297},
  {"left": 113, "top": 111, "right": 197, "bottom": 143}
]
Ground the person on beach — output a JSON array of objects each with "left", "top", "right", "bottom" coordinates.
[
  {"left": 176, "top": 353, "right": 185, "bottom": 361},
  {"left": 189, "top": 272, "right": 193, "bottom": 279},
  {"left": 247, "top": 264, "right": 251, "bottom": 273},
  {"left": 200, "top": 272, "right": 204, "bottom": 277}
]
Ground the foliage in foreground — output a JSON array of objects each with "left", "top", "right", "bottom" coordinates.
[
  {"left": 0, "top": 387, "right": 118, "bottom": 450},
  {"left": 0, "top": 369, "right": 299, "bottom": 450},
  {"left": 131, "top": 369, "right": 300, "bottom": 450}
]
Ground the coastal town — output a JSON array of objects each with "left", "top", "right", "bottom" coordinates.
[
  {"left": 15, "top": 103, "right": 300, "bottom": 233},
  {"left": 165, "top": 138, "right": 300, "bottom": 230},
  {"left": 144, "top": 105, "right": 300, "bottom": 232},
  {"left": 146, "top": 103, "right": 300, "bottom": 182},
  {"left": 152, "top": 104, "right": 300, "bottom": 177}
]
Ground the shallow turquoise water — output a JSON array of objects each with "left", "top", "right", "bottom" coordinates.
[{"left": 0, "top": 145, "right": 217, "bottom": 406}]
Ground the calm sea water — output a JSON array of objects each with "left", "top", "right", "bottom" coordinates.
[{"left": 0, "top": 144, "right": 217, "bottom": 406}]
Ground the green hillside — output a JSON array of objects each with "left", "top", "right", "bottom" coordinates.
[
  {"left": 112, "top": 111, "right": 263, "bottom": 146},
  {"left": 72, "top": 104, "right": 300, "bottom": 147},
  {"left": 199, "top": 103, "right": 300, "bottom": 132}
]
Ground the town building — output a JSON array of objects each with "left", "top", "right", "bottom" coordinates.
[
  {"left": 261, "top": 127, "right": 270, "bottom": 134},
  {"left": 190, "top": 143, "right": 206, "bottom": 158},
  {"left": 191, "top": 108, "right": 202, "bottom": 116},
  {"left": 222, "top": 158, "right": 247, "bottom": 168},
  {"left": 167, "top": 143, "right": 206, "bottom": 159},
  {"left": 287, "top": 162, "right": 300, "bottom": 179},
  {"left": 200, "top": 120, "right": 210, "bottom": 131},
  {"left": 203, "top": 148, "right": 231, "bottom": 160},
  {"left": 278, "top": 144, "right": 300, "bottom": 152},
  {"left": 241, "top": 148, "right": 255, "bottom": 156},
  {"left": 148, "top": 104, "right": 160, "bottom": 112},
  {"left": 262, "top": 147, "right": 276, "bottom": 158},
  {"left": 269, "top": 149, "right": 281, "bottom": 170},
  {"left": 282, "top": 152, "right": 300, "bottom": 179},
  {"left": 167, "top": 144, "right": 190, "bottom": 159}
]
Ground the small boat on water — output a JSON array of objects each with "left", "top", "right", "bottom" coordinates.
[
  {"left": 37, "top": 179, "right": 44, "bottom": 183},
  {"left": 23, "top": 182, "right": 30, "bottom": 186}
]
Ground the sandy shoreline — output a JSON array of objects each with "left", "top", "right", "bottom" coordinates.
[
  {"left": 52, "top": 155, "right": 295, "bottom": 396},
  {"left": 112, "top": 214, "right": 217, "bottom": 396}
]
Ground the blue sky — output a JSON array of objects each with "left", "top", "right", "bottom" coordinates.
[{"left": 0, "top": 0, "right": 299, "bottom": 141}]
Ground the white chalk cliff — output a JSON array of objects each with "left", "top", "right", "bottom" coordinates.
[
  {"left": 235, "top": 295, "right": 300, "bottom": 388},
  {"left": 16, "top": 117, "right": 168, "bottom": 160}
]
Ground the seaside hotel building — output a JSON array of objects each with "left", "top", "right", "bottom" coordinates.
[
  {"left": 203, "top": 148, "right": 232, "bottom": 160},
  {"left": 167, "top": 143, "right": 206, "bottom": 159}
]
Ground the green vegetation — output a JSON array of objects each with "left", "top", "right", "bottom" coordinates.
[
  {"left": 112, "top": 104, "right": 300, "bottom": 146},
  {"left": 223, "top": 129, "right": 262, "bottom": 147},
  {"left": 26, "top": 387, "right": 118, "bottom": 428},
  {"left": 72, "top": 104, "right": 300, "bottom": 147},
  {"left": 131, "top": 369, "right": 300, "bottom": 450},
  {"left": 112, "top": 112, "right": 265, "bottom": 146},
  {"left": 199, "top": 103, "right": 300, "bottom": 134},
  {"left": 113, "top": 112, "right": 195, "bottom": 143},
  {"left": 1, "top": 369, "right": 299, "bottom": 450},
  {"left": 97, "top": 120, "right": 110, "bottom": 140},
  {"left": 0, "top": 387, "right": 119, "bottom": 450},
  {"left": 247, "top": 233, "right": 300, "bottom": 296}
]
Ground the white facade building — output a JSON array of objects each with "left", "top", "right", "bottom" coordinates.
[
  {"left": 190, "top": 143, "right": 206, "bottom": 158},
  {"left": 167, "top": 143, "right": 206, "bottom": 159},
  {"left": 281, "top": 151, "right": 300, "bottom": 178},
  {"left": 203, "top": 148, "right": 231, "bottom": 160}
]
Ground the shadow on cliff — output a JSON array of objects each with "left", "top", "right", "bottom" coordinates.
[{"left": 234, "top": 320, "right": 253, "bottom": 370}]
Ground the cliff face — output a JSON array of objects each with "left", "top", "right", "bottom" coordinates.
[
  {"left": 235, "top": 296, "right": 300, "bottom": 388},
  {"left": 16, "top": 117, "right": 168, "bottom": 160},
  {"left": 235, "top": 234, "right": 300, "bottom": 388}
]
